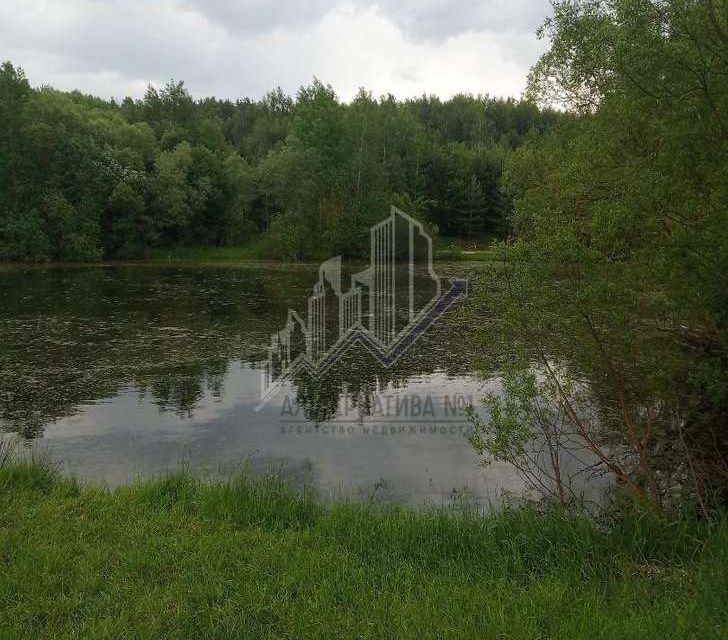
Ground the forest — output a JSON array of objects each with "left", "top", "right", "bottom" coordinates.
[{"left": 0, "top": 64, "right": 559, "bottom": 261}]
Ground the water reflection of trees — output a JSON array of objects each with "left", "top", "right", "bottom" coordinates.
[
  {"left": 290, "top": 316, "right": 474, "bottom": 423},
  {"left": 0, "top": 265, "right": 477, "bottom": 438},
  {"left": 135, "top": 359, "right": 229, "bottom": 419},
  {"left": 0, "top": 265, "right": 311, "bottom": 437}
]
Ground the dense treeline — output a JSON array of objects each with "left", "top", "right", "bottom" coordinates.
[
  {"left": 471, "top": 0, "right": 728, "bottom": 513},
  {"left": 0, "top": 63, "right": 559, "bottom": 261}
]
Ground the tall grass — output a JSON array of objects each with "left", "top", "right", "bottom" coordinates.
[{"left": 0, "top": 452, "right": 725, "bottom": 639}]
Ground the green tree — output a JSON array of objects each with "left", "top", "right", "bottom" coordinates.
[
  {"left": 104, "top": 180, "right": 154, "bottom": 257},
  {"left": 471, "top": 0, "right": 728, "bottom": 512}
]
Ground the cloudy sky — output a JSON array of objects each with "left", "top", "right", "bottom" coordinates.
[{"left": 0, "top": 0, "right": 552, "bottom": 102}]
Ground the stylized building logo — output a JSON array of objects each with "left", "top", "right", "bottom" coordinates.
[{"left": 257, "top": 206, "right": 468, "bottom": 409}]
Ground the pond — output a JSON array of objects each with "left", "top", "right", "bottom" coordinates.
[{"left": 0, "top": 261, "right": 561, "bottom": 506}]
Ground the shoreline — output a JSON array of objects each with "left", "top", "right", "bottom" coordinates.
[{"left": 0, "top": 457, "right": 725, "bottom": 638}]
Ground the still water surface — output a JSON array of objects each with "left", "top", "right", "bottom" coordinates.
[{"left": 0, "top": 261, "right": 525, "bottom": 506}]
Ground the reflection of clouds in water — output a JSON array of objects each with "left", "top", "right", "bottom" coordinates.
[
  {"left": 41, "top": 361, "right": 523, "bottom": 505},
  {"left": 22, "top": 358, "right": 610, "bottom": 507}
]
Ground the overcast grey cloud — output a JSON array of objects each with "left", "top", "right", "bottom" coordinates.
[{"left": 0, "top": 0, "right": 551, "bottom": 101}]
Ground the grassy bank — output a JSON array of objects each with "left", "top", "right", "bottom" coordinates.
[
  {"left": 144, "top": 236, "right": 500, "bottom": 264},
  {"left": 0, "top": 459, "right": 726, "bottom": 639},
  {"left": 433, "top": 234, "right": 499, "bottom": 262},
  {"left": 146, "top": 242, "right": 265, "bottom": 263},
  {"left": 434, "top": 247, "right": 499, "bottom": 261},
  {"left": 1, "top": 238, "right": 500, "bottom": 266}
]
